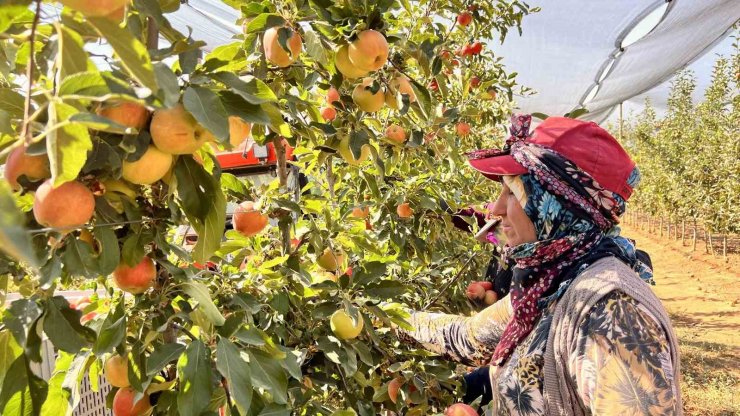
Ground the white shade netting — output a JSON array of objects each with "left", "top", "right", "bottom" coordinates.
[
  {"left": 585, "top": 0, "right": 739, "bottom": 120},
  {"left": 491, "top": 0, "right": 739, "bottom": 123}
]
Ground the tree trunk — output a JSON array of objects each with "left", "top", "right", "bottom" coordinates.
[
  {"left": 704, "top": 229, "right": 709, "bottom": 253},
  {"left": 273, "top": 137, "right": 291, "bottom": 254},
  {"left": 723, "top": 235, "right": 727, "bottom": 261},
  {"left": 692, "top": 219, "right": 697, "bottom": 251},
  {"left": 660, "top": 217, "right": 663, "bottom": 237},
  {"left": 667, "top": 220, "right": 671, "bottom": 239},
  {"left": 681, "top": 220, "right": 685, "bottom": 246},
  {"left": 708, "top": 232, "right": 714, "bottom": 256}
]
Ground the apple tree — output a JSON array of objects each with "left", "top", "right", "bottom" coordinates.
[{"left": 0, "top": 0, "right": 534, "bottom": 414}]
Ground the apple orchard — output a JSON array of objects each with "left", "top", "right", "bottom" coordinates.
[{"left": 0, "top": 0, "right": 535, "bottom": 415}]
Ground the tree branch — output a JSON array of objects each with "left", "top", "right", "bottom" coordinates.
[{"left": 21, "top": 0, "right": 43, "bottom": 143}]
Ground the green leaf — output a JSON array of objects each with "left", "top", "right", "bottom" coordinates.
[
  {"left": 44, "top": 298, "right": 87, "bottom": 353},
  {"left": 245, "top": 14, "right": 285, "bottom": 33},
  {"left": 409, "top": 79, "right": 432, "bottom": 121},
  {"left": 177, "top": 340, "right": 213, "bottom": 416},
  {"left": 364, "top": 280, "right": 406, "bottom": 299},
  {"left": 93, "top": 299, "right": 126, "bottom": 356},
  {"left": 0, "top": 181, "right": 38, "bottom": 268},
  {"left": 202, "top": 43, "right": 247, "bottom": 73},
  {"left": 0, "top": 331, "right": 22, "bottom": 393},
  {"left": 183, "top": 86, "right": 229, "bottom": 141},
  {"left": 303, "top": 29, "right": 328, "bottom": 65},
  {"left": 46, "top": 101, "right": 92, "bottom": 186},
  {"left": 88, "top": 17, "right": 158, "bottom": 93},
  {"left": 247, "top": 349, "right": 288, "bottom": 405},
  {"left": 2, "top": 299, "right": 42, "bottom": 349},
  {"left": 0, "top": 6, "right": 33, "bottom": 34},
  {"left": 146, "top": 342, "right": 185, "bottom": 376},
  {"left": 190, "top": 187, "right": 226, "bottom": 264},
  {"left": 349, "top": 131, "right": 370, "bottom": 160},
  {"left": 258, "top": 404, "right": 291, "bottom": 416},
  {"left": 175, "top": 153, "right": 217, "bottom": 222},
  {"left": 278, "top": 347, "right": 302, "bottom": 380},
  {"left": 39, "top": 351, "right": 74, "bottom": 416},
  {"left": 210, "top": 72, "right": 277, "bottom": 105},
  {"left": 153, "top": 63, "right": 180, "bottom": 108},
  {"left": 120, "top": 228, "right": 150, "bottom": 267},
  {"left": 234, "top": 326, "right": 265, "bottom": 346},
  {"left": 0, "top": 354, "right": 47, "bottom": 416},
  {"left": 62, "top": 237, "right": 98, "bottom": 279},
  {"left": 216, "top": 338, "right": 252, "bottom": 414},
  {"left": 57, "top": 25, "right": 94, "bottom": 79},
  {"left": 262, "top": 103, "right": 291, "bottom": 137},
  {"left": 181, "top": 281, "right": 226, "bottom": 326},
  {"left": 60, "top": 351, "right": 93, "bottom": 413},
  {"left": 219, "top": 91, "right": 271, "bottom": 125},
  {"left": 565, "top": 107, "right": 589, "bottom": 119},
  {"left": 69, "top": 113, "right": 135, "bottom": 135},
  {"left": 531, "top": 112, "right": 549, "bottom": 121},
  {"left": 0, "top": 88, "right": 24, "bottom": 118},
  {"left": 58, "top": 71, "right": 134, "bottom": 98},
  {"left": 93, "top": 226, "right": 120, "bottom": 276},
  {"left": 0, "top": 109, "right": 13, "bottom": 134}
]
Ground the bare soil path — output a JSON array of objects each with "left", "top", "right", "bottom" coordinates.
[{"left": 621, "top": 223, "right": 739, "bottom": 415}]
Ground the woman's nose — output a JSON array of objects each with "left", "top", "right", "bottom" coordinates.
[{"left": 491, "top": 191, "right": 507, "bottom": 217}]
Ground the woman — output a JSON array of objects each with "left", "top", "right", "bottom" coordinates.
[{"left": 397, "top": 115, "right": 680, "bottom": 415}]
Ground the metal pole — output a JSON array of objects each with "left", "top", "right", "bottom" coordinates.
[{"left": 619, "top": 102, "right": 624, "bottom": 141}]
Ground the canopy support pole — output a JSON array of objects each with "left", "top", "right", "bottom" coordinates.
[{"left": 619, "top": 101, "right": 624, "bottom": 141}]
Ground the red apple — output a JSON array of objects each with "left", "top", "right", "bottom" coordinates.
[
  {"left": 466, "top": 282, "right": 486, "bottom": 300},
  {"left": 326, "top": 87, "right": 340, "bottom": 105},
  {"left": 445, "top": 403, "right": 477, "bottom": 416},
  {"left": 112, "top": 257, "right": 156, "bottom": 295},
  {"left": 233, "top": 201, "right": 269, "bottom": 237},
  {"left": 484, "top": 290, "right": 498, "bottom": 305},
  {"left": 456, "top": 122, "right": 471, "bottom": 136},
  {"left": 112, "top": 387, "right": 151, "bottom": 416},
  {"left": 388, "top": 377, "right": 403, "bottom": 404},
  {"left": 456, "top": 12, "right": 473, "bottom": 27}
]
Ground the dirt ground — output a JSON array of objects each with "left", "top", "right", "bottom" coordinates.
[{"left": 621, "top": 223, "right": 739, "bottom": 415}]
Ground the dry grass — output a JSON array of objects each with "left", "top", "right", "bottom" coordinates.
[{"left": 672, "top": 314, "right": 739, "bottom": 415}]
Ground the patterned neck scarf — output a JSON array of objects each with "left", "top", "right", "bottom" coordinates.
[{"left": 490, "top": 117, "right": 646, "bottom": 366}]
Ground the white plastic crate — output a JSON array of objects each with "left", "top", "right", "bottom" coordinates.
[
  {"left": 28, "top": 337, "right": 112, "bottom": 416},
  {"left": 14, "top": 291, "right": 114, "bottom": 416}
]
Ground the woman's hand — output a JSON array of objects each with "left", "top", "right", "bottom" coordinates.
[{"left": 463, "top": 366, "right": 493, "bottom": 406}]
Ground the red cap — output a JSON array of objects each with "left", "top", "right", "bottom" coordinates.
[{"left": 468, "top": 117, "right": 636, "bottom": 200}]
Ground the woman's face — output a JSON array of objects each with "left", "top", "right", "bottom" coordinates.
[{"left": 491, "top": 178, "right": 537, "bottom": 246}]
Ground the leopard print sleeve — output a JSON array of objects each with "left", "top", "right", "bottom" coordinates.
[{"left": 397, "top": 295, "right": 513, "bottom": 366}]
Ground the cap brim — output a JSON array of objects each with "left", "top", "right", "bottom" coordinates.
[{"left": 468, "top": 154, "right": 528, "bottom": 180}]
